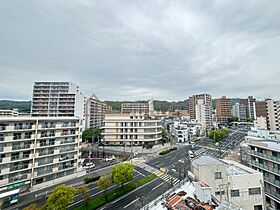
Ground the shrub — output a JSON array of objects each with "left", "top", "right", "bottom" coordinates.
[{"left": 84, "top": 176, "right": 100, "bottom": 184}]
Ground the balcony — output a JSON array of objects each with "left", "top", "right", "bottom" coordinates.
[
  {"left": 10, "top": 164, "right": 29, "bottom": 172},
  {"left": 14, "top": 125, "right": 33, "bottom": 130},
  {"left": 58, "top": 164, "right": 74, "bottom": 170},
  {"left": 251, "top": 150, "right": 280, "bottom": 163},
  {"left": 264, "top": 176, "right": 280, "bottom": 187},
  {"left": 8, "top": 174, "right": 28, "bottom": 183},
  {"left": 0, "top": 126, "right": 6, "bottom": 131},
  {"left": 12, "top": 144, "right": 31, "bottom": 151},
  {"left": 37, "top": 168, "right": 53, "bottom": 176},
  {"left": 250, "top": 160, "right": 280, "bottom": 174},
  {"left": 265, "top": 188, "right": 280, "bottom": 201},
  {"left": 38, "top": 151, "right": 55, "bottom": 157}
]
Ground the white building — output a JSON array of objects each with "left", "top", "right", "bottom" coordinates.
[
  {"left": 243, "top": 134, "right": 280, "bottom": 209},
  {"left": 85, "top": 93, "right": 107, "bottom": 129},
  {"left": 0, "top": 116, "right": 83, "bottom": 197},
  {"left": 266, "top": 99, "right": 280, "bottom": 131},
  {"left": 171, "top": 123, "right": 188, "bottom": 143},
  {"left": 254, "top": 117, "right": 268, "bottom": 130},
  {"left": 101, "top": 113, "right": 162, "bottom": 146},
  {"left": 31, "top": 82, "right": 86, "bottom": 129},
  {"left": 248, "top": 127, "right": 280, "bottom": 140},
  {"left": 232, "top": 103, "right": 247, "bottom": 122},
  {"left": 0, "top": 109, "right": 19, "bottom": 117},
  {"left": 121, "top": 100, "right": 154, "bottom": 116},
  {"left": 191, "top": 155, "right": 264, "bottom": 210}
]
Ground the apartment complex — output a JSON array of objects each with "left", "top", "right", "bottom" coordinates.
[
  {"left": 216, "top": 96, "right": 231, "bottom": 125},
  {"left": 0, "top": 109, "right": 19, "bottom": 117},
  {"left": 189, "top": 94, "right": 212, "bottom": 130},
  {"left": 191, "top": 155, "right": 264, "bottom": 210},
  {"left": 31, "top": 82, "right": 86, "bottom": 121},
  {"left": 101, "top": 113, "right": 162, "bottom": 146},
  {"left": 0, "top": 117, "right": 83, "bottom": 197},
  {"left": 121, "top": 100, "right": 154, "bottom": 116},
  {"left": 256, "top": 101, "right": 267, "bottom": 118},
  {"left": 232, "top": 103, "right": 247, "bottom": 122},
  {"left": 266, "top": 99, "right": 280, "bottom": 131},
  {"left": 85, "top": 93, "right": 107, "bottom": 129},
  {"left": 244, "top": 136, "right": 280, "bottom": 209},
  {"left": 171, "top": 122, "right": 188, "bottom": 143}
]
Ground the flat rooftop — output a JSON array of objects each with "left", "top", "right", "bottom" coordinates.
[
  {"left": 247, "top": 138, "right": 280, "bottom": 151},
  {"left": 192, "top": 155, "right": 224, "bottom": 166}
]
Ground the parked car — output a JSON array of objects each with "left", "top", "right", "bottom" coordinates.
[
  {"left": 83, "top": 162, "right": 95, "bottom": 169},
  {"left": 105, "top": 156, "right": 116, "bottom": 162},
  {"left": 188, "top": 150, "right": 194, "bottom": 158}
]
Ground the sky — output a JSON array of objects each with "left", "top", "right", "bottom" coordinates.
[{"left": 0, "top": 0, "right": 280, "bottom": 101}]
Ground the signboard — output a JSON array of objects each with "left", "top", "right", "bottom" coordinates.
[{"left": 0, "top": 181, "right": 30, "bottom": 192}]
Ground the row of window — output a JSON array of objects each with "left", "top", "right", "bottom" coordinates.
[{"left": 215, "top": 188, "right": 261, "bottom": 197}]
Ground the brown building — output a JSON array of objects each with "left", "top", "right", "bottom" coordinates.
[
  {"left": 216, "top": 96, "right": 231, "bottom": 125},
  {"left": 255, "top": 101, "right": 267, "bottom": 117}
]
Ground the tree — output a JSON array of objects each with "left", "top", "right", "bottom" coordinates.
[
  {"left": 82, "top": 128, "right": 101, "bottom": 142},
  {"left": 45, "top": 184, "right": 77, "bottom": 210},
  {"left": 23, "top": 204, "right": 39, "bottom": 210},
  {"left": 161, "top": 128, "right": 168, "bottom": 143},
  {"left": 78, "top": 185, "right": 90, "bottom": 205},
  {"left": 208, "top": 129, "right": 229, "bottom": 142},
  {"left": 246, "top": 117, "right": 254, "bottom": 123},
  {"left": 112, "top": 162, "right": 134, "bottom": 187},
  {"left": 98, "top": 175, "right": 112, "bottom": 202},
  {"left": 228, "top": 116, "right": 239, "bottom": 124}
]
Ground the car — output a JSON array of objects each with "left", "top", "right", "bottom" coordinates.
[
  {"left": 188, "top": 151, "right": 194, "bottom": 158},
  {"left": 83, "top": 162, "right": 95, "bottom": 169},
  {"left": 105, "top": 156, "right": 116, "bottom": 162}
]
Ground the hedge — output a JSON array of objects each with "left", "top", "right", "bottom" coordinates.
[{"left": 84, "top": 176, "right": 100, "bottom": 184}]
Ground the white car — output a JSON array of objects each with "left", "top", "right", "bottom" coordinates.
[
  {"left": 105, "top": 156, "right": 116, "bottom": 162},
  {"left": 83, "top": 162, "right": 95, "bottom": 169}
]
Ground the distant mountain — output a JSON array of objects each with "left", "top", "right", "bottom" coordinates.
[
  {"left": 0, "top": 100, "right": 31, "bottom": 112},
  {"left": 104, "top": 100, "right": 189, "bottom": 112}
]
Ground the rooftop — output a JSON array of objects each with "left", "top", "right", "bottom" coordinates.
[
  {"left": 0, "top": 116, "right": 79, "bottom": 121},
  {"left": 192, "top": 155, "right": 224, "bottom": 166},
  {"left": 246, "top": 138, "right": 280, "bottom": 151}
]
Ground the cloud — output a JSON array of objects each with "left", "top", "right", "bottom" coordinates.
[{"left": 0, "top": 0, "right": 280, "bottom": 101}]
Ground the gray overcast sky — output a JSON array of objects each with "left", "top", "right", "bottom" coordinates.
[{"left": 0, "top": 0, "right": 280, "bottom": 101}]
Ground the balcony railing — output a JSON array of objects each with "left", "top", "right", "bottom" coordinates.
[
  {"left": 264, "top": 188, "right": 280, "bottom": 200},
  {"left": 251, "top": 150, "right": 280, "bottom": 163},
  {"left": 10, "top": 164, "right": 29, "bottom": 172},
  {"left": 0, "top": 126, "right": 6, "bottom": 131},
  {"left": 12, "top": 145, "right": 31, "bottom": 150},
  {"left": 37, "top": 168, "right": 53, "bottom": 176},
  {"left": 264, "top": 176, "right": 280, "bottom": 187},
  {"left": 9, "top": 174, "right": 28, "bottom": 182},
  {"left": 58, "top": 164, "right": 74, "bottom": 170},
  {"left": 250, "top": 160, "right": 280, "bottom": 174}
]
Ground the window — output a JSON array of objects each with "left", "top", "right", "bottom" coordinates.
[
  {"left": 249, "top": 187, "right": 261, "bottom": 195},
  {"left": 214, "top": 172, "right": 222, "bottom": 179},
  {"left": 215, "top": 191, "right": 225, "bottom": 195},
  {"left": 13, "top": 133, "right": 21, "bottom": 140},
  {"left": 231, "top": 190, "right": 240, "bottom": 197}
]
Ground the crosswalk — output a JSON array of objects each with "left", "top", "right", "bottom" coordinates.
[
  {"left": 194, "top": 148, "right": 207, "bottom": 156},
  {"left": 160, "top": 173, "right": 180, "bottom": 185},
  {"left": 137, "top": 162, "right": 161, "bottom": 175}
]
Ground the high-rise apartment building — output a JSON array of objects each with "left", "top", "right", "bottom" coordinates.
[
  {"left": 248, "top": 96, "right": 257, "bottom": 120},
  {"left": 266, "top": 99, "right": 280, "bottom": 131},
  {"left": 216, "top": 96, "right": 231, "bottom": 125},
  {"left": 232, "top": 103, "right": 247, "bottom": 122},
  {"left": 0, "top": 116, "right": 83, "bottom": 203},
  {"left": 256, "top": 101, "right": 267, "bottom": 118},
  {"left": 189, "top": 94, "right": 212, "bottom": 130},
  {"left": 31, "top": 82, "right": 86, "bottom": 121},
  {"left": 85, "top": 93, "right": 107, "bottom": 129},
  {"left": 244, "top": 135, "right": 280, "bottom": 209},
  {"left": 102, "top": 113, "right": 161, "bottom": 146}
]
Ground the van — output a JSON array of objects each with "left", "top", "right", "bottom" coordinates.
[{"left": 188, "top": 150, "right": 194, "bottom": 158}]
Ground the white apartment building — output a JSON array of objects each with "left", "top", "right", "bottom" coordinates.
[
  {"left": 254, "top": 117, "right": 268, "bottom": 130},
  {"left": 189, "top": 94, "right": 212, "bottom": 131},
  {"left": 191, "top": 155, "right": 264, "bottom": 210},
  {"left": 121, "top": 100, "right": 154, "bottom": 116},
  {"left": 171, "top": 122, "right": 188, "bottom": 143},
  {"left": 0, "top": 109, "right": 19, "bottom": 117},
  {"left": 31, "top": 82, "right": 86, "bottom": 128},
  {"left": 85, "top": 93, "right": 107, "bottom": 129},
  {"left": 247, "top": 127, "right": 280, "bottom": 140},
  {"left": 266, "top": 99, "right": 280, "bottom": 131},
  {"left": 243, "top": 135, "right": 280, "bottom": 209},
  {"left": 0, "top": 117, "right": 83, "bottom": 198},
  {"left": 101, "top": 113, "right": 162, "bottom": 146},
  {"left": 232, "top": 103, "right": 247, "bottom": 122}
]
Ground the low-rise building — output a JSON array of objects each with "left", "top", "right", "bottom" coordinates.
[
  {"left": 0, "top": 109, "right": 19, "bottom": 117},
  {"left": 171, "top": 123, "right": 188, "bottom": 143},
  {"left": 101, "top": 113, "right": 162, "bottom": 146},
  {"left": 191, "top": 155, "right": 264, "bottom": 210},
  {"left": 0, "top": 116, "right": 83, "bottom": 198},
  {"left": 254, "top": 117, "right": 268, "bottom": 130}
]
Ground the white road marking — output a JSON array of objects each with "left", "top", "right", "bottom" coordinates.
[
  {"left": 152, "top": 182, "right": 165, "bottom": 191},
  {"left": 124, "top": 197, "right": 140, "bottom": 208}
]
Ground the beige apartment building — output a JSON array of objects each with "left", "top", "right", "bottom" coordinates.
[
  {"left": 85, "top": 93, "right": 107, "bottom": 129},
  {"left": 101, "top": 113, "right": 162, "bottom": 146},
  {"left": 191, "top": 155, "right": 264, "bottom": 210},
  {"left": 266, "top": 99, "right": 280, "bottom": 131},
  {"left": 0, "top": 116, "right": 83, "bottom": 197},
  {"left": 121, "top": 100, "right": 154, "bottom": 116}
]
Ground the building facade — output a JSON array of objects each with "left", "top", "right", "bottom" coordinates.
[
  {"left": 256, "top": 101, "right": 267, "bottom": 118},
  {"left": 189, "top": 94, "right": 212, "bottom": 130},
  {"left": 0, "top": 117, "right": 83, "bottom": 197},
  {"left": 85, "top": 93, "right": 107, "bottom": 129},
  {"left": 266, "top": 99, "right": 280, "bottom": 131},
  {"left": 191, "top": 155, "right": 264, "bottom": 210},
  {"left": 31, "top": 82, "right": 86, "bottom": 126},
  {"left": 232, "top": 103, "right": 247, "bottom": 122},
  {"left": 101, "top": 113, "right": 162, "bottom": 146},
  {"left": 121, "top": 100, "right": 154, "bottom": 116},
  {"left": 171, "top": 122, "right": 188, "bottom": 143},
  {"left": 216, "top": 96, "right": 231, "bottom": 125},
  {"left": 244, "top": 136, "right": 280, "bottom": 209},
  {"left": 0, "top": 109, "right": 19, "bottom": 117}
]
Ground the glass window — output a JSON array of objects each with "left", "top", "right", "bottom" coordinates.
[
  {"left": 249, "top": 187, "right": 261, "bottom": 195},
  {"left": 214, "top": 172, "right": 222, "bottom": 179},
  {"left": 231, "top": 190, "right": 240, "bottom": 197}
]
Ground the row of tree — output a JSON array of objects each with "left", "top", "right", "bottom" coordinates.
[
  {"left": 23, "top": 163, "right": 134, "bottom": 210},
  {"left": 208, "top": 128, "right": 230, "bottom": 142}
]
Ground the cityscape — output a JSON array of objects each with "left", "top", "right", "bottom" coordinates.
[{"left": 1, "top": 1, "right": 280, "bottom": 210}]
